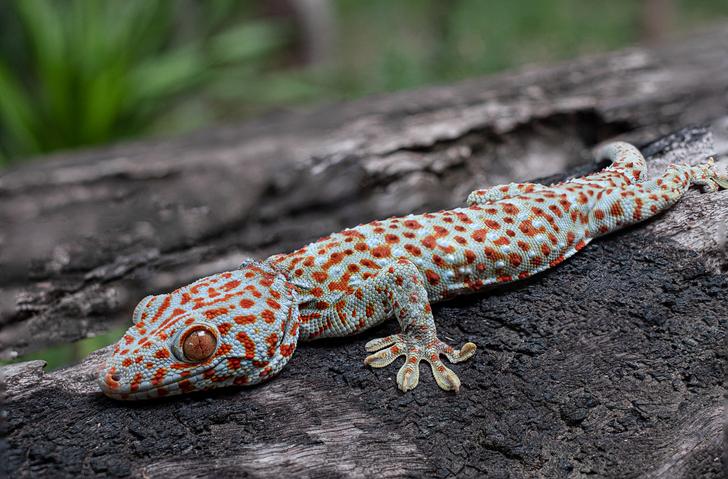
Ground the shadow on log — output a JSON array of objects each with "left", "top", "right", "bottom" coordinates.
[{"left": 1, "top": 27, "right": 727, "bottom": 479}]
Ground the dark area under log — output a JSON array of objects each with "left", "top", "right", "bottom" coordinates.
[{"left": 1, "top": 27, "right": 727, "bottom": 479}]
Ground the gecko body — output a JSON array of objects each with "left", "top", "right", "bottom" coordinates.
[{"left": 99, "top": 142, "right": 726, "bottom": 399}]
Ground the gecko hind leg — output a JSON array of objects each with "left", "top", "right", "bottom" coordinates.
[{"left": 361, "top": 259, "right": 476, "bottom": 392}]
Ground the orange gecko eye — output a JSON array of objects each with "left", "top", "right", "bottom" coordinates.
[{"left": 181, "top": 326, "right": 217, "bottom": 362}]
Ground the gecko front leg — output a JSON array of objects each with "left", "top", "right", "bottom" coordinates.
[{"left": 362, "top": 258, "right": 476, "bottom": 392}]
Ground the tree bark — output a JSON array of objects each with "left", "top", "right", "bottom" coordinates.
[{"left": 1, "top": 27, "right": 727, "bottom": 479}]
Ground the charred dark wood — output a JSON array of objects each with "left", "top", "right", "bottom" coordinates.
[{"left": 1, "top": 27, "right": 727, "bottom": 479}]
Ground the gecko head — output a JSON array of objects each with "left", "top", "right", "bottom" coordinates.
[{"left": 98, "top": 263, "right": 300, "bottom": 400}]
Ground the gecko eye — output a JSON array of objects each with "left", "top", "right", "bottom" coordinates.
[{"left": 181, "top": 326, "right": 217, "bottom": 362}]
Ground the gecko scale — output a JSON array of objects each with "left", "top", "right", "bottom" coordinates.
[{"left": 99, "top": 142, "right": 727, "bottom": 399}]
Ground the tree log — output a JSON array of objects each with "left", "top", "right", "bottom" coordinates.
[{"left": 1, "top": 27, "right": 728, "bottom": 478}]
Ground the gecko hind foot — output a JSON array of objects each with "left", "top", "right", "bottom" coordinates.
[
  {"left": 364, "top": 334, "right": 476, "bottom": 392},
  {"left": 693, "top": 159, "right": 728, "bottom": 192}
]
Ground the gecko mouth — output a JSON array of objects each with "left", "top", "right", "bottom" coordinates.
[{"left": 98, "top": 358, "right": 227, "bottom": 400}]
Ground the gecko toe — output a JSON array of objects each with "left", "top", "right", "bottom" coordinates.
[
  {"left": 364, "top": 343, "right": 404, "bottom": 368},
  {"left": 426, "top": 357, "right": 462, "bottom": 392},
  {"left": 444, "top": 341, "right": 477, "bottom": 363},
  {"left": 365, "top": 334, "right": 401, "bottom": 352},
  {"left": 396, "top": 360, "right": 420, "bottom": 392}
]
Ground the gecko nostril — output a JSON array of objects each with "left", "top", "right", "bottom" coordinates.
[{"left": 111, "top": 373, "right": 121, "bottom": 382}]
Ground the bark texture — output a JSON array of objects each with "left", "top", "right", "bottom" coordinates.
[{"left": 1, "top": 27, "right": 728, "bottom": 479}]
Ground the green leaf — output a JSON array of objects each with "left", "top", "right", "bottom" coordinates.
[
  {"left": 208, "top": 21, "right": 287, "bottom": 64},
  {"left": 0, "top": 61, "right": 41, "bottom": 155}
]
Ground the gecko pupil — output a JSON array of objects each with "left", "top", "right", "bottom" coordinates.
[{"left": 182, "top": 328, "right": 216, "bottom": 362}]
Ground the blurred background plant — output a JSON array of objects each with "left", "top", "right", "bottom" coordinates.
[{"left": 2, "top": 0, "right": 728, "bottom": 165}]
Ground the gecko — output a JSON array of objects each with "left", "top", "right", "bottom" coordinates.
[{"left": 98, "top": 142, "right": 727, "bottom": 400}]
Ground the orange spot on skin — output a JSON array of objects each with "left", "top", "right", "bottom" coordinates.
[
  {"left": 372, "top": 245, "right": 391, "bottom": 258},
  {"left": 549, "top": 256, "right": 566, "bottom": 267},
  {"left": 385, "top": 234, "right": 400, "bottom": 244},
  {"left": 464, "top": 249, "right": 476, "bottom": 264},
  {"left": 494, "top": 237, "right": 510, "bottom": 246},
  {"left": 261, "top": 310, "right": 276, "bottom": 324},
  {"left": 215, "top": 343, "right": 233, "bottom": 358},
  {"left": 484, "top": 219, "right": 500, "bottom": 229},
  {"left": 312, "top": 271, "right": 328, "bottom": 282},
  {"left": 501, "top": 203, "right": 519, "bottom": 215},
  {"left": 216, "top": 323, "right": 233, "bottom": 336},
  {"left": 433, "top": 225, "right": 449, "bottom": 237},
  {"left": 240, "top": 299, "right": 255, "bottom": 308},
  {"left": 633, "top": 198, "right": 643, "bottom": 220},
  {"left": 130, "top": 372, "right": 143, "bottom": 393},
  {"left": 361, "top": 259, "right": 379, "bottom": 269},
  {"left": 300, "top": 312, "right": 321, "bottom": 323},
  {"left": 236, "top": 332, "right": 256, "bottom": 359},
  {"left": 179, "top": 380, "right": 196, "bottom": 393},
  {"left": 425, "top": 270, "right": 441, "bottom": 286},
  {"left": 594, "top": 209, "right": 605, "bottom": 221},
  {"left": 234, "top": 315, "right": 256, "bottom": 325},
  {"left": 404, "top": 244, "right": 422, "bottom": 256},
  {"left": 280, "top": 343, "right": 295, "bottom": 357},
  {"left": 519, "top": 220, "right": 540, "bottom": 237},
  {"left": 154, "top": 349, "right": 170, "bottom": 359},
  {"left": 266, "top": 333, "right": 279, "bottom": 357},
  {"left": 421, "top": 236, "right": 437, "bottom": 249},
  {"left": 471, "top": 229, "right": 487, "bottom": 242},
  {"left": 204, "top": 308, "right": 228, "bottom": 320},
  {"left": 484, "top": 247, "right": 499, "bottom": 261},
  {"left": 222, "top": 280, "right": 240, "bottom": 291},
  {"left": 151, "top": 368, "right": 167, "bottom": 386}
]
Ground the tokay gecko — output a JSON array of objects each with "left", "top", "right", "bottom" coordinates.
[{"left": 99, "top": 142, "right": 727, "bottom": 399}]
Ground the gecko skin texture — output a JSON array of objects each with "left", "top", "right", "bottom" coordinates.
[{"left": 99, "top": 142, "right": 726, "bottom": 399}]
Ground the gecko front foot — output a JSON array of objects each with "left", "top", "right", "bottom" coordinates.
[{"left": 364, "top": 333, "right": 476, "bottom": 392}]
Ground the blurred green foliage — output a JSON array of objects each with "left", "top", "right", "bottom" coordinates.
[
  {"left": 0, "top": 326, "right": 127, "bottom": 371},
  {"left": 1, "top": 0, "right": 728, "bottom": 165},
  {"left": 0, "top": 0, "right": 296, "bottom": 163}
]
